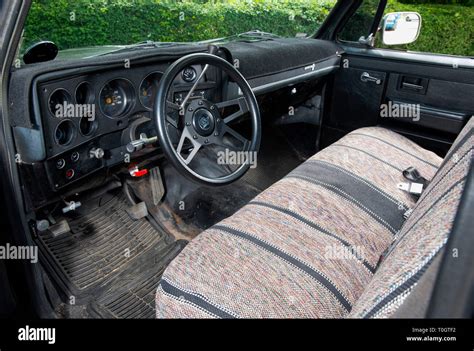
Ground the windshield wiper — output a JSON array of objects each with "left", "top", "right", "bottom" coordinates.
[
  {"left": 99, "top": 41, "right": 192, "bottom": 55},
  {"left": 201, "top": 30, "right": 281, "bottom": 44},
  {"left": 236, "top": 30, "right": 281, "bottom": 40}
]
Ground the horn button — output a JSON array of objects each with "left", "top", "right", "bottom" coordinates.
[{"left": 192, "top": 108, "right": 215, "bottom": 137}]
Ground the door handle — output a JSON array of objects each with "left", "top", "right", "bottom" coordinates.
[
  {"left": 401, "top": 82, "right": 424, "bottom": 91},
  {"left": 399, "top": 75, "right": 427, "bottom": 94},
  {"left": 360, "top": 72, "right": 381, "bottom": 85}
]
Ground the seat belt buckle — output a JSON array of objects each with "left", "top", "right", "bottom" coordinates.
[{"left": 397, "top": 182, "right": 424, "bottom": 195}]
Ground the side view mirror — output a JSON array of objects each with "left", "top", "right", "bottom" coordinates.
[{"left": 381, "top": 12, "right": 421, "bottom": 46}]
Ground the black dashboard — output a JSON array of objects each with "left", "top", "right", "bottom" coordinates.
[
  {"left": 9, "top": 38, "right": 341, "bottom": 201},
  {"left": 38, "top": 62, "right": 219, "bottom": 190}
]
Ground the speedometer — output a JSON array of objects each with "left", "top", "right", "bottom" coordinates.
[
  {"left": 139, "top": 72, "right": 163, "bottom": 110},
  {"left": 99, "top": 79, "right": 135, "bottom": 118}
]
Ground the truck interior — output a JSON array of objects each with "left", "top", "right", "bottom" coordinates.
[{"left": 0, "top": 0, "right": 473, "bottom": 319}]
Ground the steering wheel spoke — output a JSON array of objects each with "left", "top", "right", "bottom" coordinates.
[
  {"left": 215, "top": 97, "right": 249, "bottom": 124},
  {"left": 212, "top": 123, "right": 250, "bottom": 151},
  {"left": 166, "top": 114, "right": 179, "bottom": 129},
  {"left": 176, "top": 128, "right": 202, "bottom": 165},
  {"left": 166, "top": 100, "right": 181, "bottom": 111},
  {"left": 165, "top": 101, "right": 182, "bottom": 129}
]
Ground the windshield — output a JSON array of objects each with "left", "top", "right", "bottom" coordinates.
[{"left": 21, "top": 0, "right": 336, "bottom": 56}]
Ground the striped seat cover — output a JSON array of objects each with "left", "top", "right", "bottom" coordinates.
[{"left": 155, "top": 118, "right": 473, "bottom": 318}]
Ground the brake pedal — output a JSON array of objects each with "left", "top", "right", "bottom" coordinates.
[{"left": 126, "top": 201, "right": 148, "bottom": 220}]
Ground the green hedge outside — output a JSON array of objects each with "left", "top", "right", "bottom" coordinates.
[
  {"left": 23, "top": 0, "right": 336, "bottom": 50},
  {"left": 23, "top": 0, "right": 473, "bottom": 57}
]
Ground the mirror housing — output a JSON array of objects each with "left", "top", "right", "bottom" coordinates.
[
  {"left": 23, "top": 41, "right": 58, "bottom": 64},
  {"left": 381, "top": 12, "right": 421, "bottom": 46}
]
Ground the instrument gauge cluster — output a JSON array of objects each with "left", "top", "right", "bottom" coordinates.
[
  {"left": 99, "top": 78, "right": 135, "bottom": 118},
  {"left": 40, "top": 62, "right": 215, "bottom": 163},
  {"left": 139, "top": 72, "right": 163, "bottom": 110}
]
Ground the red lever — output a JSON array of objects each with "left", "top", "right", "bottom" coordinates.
[
  {"left": 132, "top": 169, "right": 148, "bottom": 177},
  {"left": 129, "top": 165, "right": 148, "bottom": 177}
]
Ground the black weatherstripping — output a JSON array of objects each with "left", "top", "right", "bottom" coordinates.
[{"left": 369, "top": 0, "right": 387, "bottom": 38}]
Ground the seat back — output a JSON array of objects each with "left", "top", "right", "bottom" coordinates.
[{"left": 349, "top": 117, "right": 474, "bottom": 318}]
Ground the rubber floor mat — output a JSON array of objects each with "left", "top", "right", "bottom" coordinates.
[
  {"left": 91, "top": 240, "right": 187, "bottom": 319},
  {"left": 37, "top": 192, "right": 173, "bottom": 294}
]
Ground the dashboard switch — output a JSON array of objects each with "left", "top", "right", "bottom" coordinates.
[
  {"left": 89, "top": 147, "right": 105, "bottom": 159},
  {"left": 65, "top": 169, "right": 75, "bottom": 180},
  {"left": 56, "top": 158, "right": 66, "bottom": 169},
  {"left": 71, "top": 152, "right": 80, "bottom": 162}
]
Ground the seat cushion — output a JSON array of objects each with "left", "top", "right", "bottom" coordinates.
[
  {"left": 349, "top": 117, "right": 473, "bottom": 318},
  {"left": 155, "top": 126, "right": 443, "bottom": 318}
]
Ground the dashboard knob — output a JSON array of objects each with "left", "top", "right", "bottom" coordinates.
[{"left": 89, "top": 147, "right": 105, "bottom": 159}]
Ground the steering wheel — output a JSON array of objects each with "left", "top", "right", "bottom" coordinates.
[{"left": 154, "top": 53, "right": 261, "bottom": 186}]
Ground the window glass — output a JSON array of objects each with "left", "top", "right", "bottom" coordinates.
[
  {"left": 339, "top": 0, "right": 474, "bottom": 57},
  {"left": 338, "top": 0, "right": 380, "bottom": 42},
  {"left": 21, "top": 0, "right": 337, "bottom": 57}
]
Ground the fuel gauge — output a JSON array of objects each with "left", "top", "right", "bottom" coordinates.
[
  {"left": 99, "top": 79, "right": 135, "bottom": 118},
  {"left": 139, "top": 72, "right": 163, "bottom": 110}
]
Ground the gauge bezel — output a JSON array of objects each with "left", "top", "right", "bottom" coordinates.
[
  {"left": 79, "top": 116, "right": 98, "bottom": 137},
  {"left": 182, "top": 66, "right": 197, "bottom": 83},
  {"left": 75, "top": 81, "right": 94, "bottom": 105},
  {"left": 139, "top": 71, "right": 164, "bottom": 111},
  {"left": 54, "top": 119, "right": 77, "bottom": 146},
  {"left": 99, "top": 78, "right": 136, "bottom": 118},
  {"left": 48, "top": 88, "right": 73, "bottom": 117}
]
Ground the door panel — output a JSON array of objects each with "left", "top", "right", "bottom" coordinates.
[
  {"left": 327, "top": 67, "right": 386, "bottom": 131},
  {"left": 324, "top": 48, "right": 474, "bottom": 156}
]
